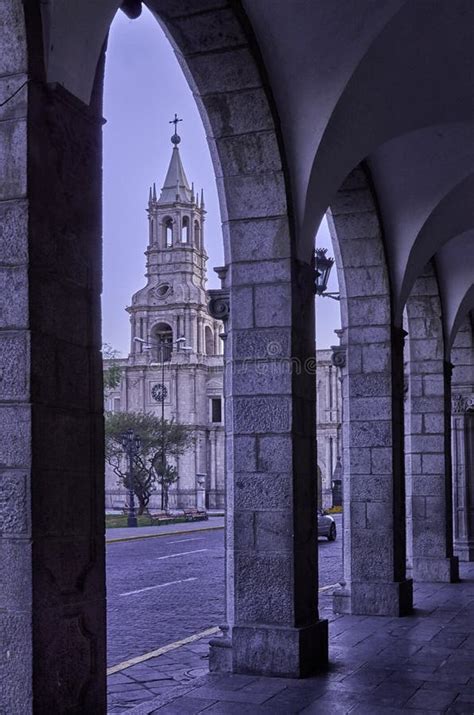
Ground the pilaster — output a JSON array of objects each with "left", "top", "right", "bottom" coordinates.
[{"left": 452, "top": 394, "right": 474, "bottom": 561}]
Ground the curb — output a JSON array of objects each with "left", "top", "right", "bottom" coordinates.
[{"left": 106, "top": 524, "right": 224, "bottom": 544}]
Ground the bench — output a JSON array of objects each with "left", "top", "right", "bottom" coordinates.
[
  {"left": 144, "top": 509, "right": 173, "bottom": 523},
  {"left": 183, "top": 508, "right": 208, "bottom": 522}
]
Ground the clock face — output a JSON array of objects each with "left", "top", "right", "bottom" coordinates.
[{"left": 151, "top": 383, "right": 168, "bottom": 402}]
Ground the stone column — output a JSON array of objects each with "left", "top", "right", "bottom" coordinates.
[
  {"left": 452, "top": 395, "right": 474, "bottom": 561},
  {"left": 229, "top": 256, "right": 327, "bottom": 677},
  {"left": 404, "top": 269, "right": 458, "bottom": 582},
  {"left": 329, "top": 169, "right": 412, "bottom": 616},
  {"left": 208, "top": 249, "right": 328, "bottom": 677},
  {"left": 0, "top": 34, "right": 106, "bottom": 713}
]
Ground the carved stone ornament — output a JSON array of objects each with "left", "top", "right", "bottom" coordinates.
[
  {"left": 452, "top": 393, "right": 474, "bottom": 414},
  {"left": 154, "top": 283, "right": 173, "bottom": 300},
  {"left": 208, "top": 289, "right": 230, "bottom": 322},
  {"left": 331, "top": 345, "right": 346, "bottom": 368}
]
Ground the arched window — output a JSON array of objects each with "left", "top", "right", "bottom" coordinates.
[
  {"left": 164, "top": 218, "right": 173, "bottom": 247},
  {"left": 151, "top": 322, "right": 173, "bottom": 362},
  {"left": 205, "top": 325, "right": 214, "bottom": 355},
  {"left": 181, "top": 216, "right": 189, "bottom": 243},
  {"left": 194, "top": 220, "right": 200, "bottom": 248}
]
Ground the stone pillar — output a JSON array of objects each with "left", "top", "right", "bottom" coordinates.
[
  {"left": 333, "top": 325, "right": 412, "bottom": 615},
  {"left": 208, "top": 251, "right": 328, "bottom": 676},
  {"left": 452, "top": 395, "right": 474, "bottom": 561},
  {"left": 0, "top": 32, "right": 106, "bottom": 713},
  {"left": 329, "top": 169, "right": 412, "bottom": 616},
  {"left": 404, "top": 269, "right": 458, "bottom": 582}
]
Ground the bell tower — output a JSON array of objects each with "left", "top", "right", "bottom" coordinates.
[
  {"left": 127, "top": 116, "right": 220, "bottom": 360},
  {"left": 146, "top": 114, "right": 207, "bottom": 288}
]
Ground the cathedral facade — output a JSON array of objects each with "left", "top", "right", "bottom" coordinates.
[
  {"left": 104, "top": 127, "right": 342, "bottom": 511},
  {"left": 105, "top": 126, "right": 225, "bottom": 509}
]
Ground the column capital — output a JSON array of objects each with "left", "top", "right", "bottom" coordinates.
[
  {"left": 208, "top": 289, "right": 230, "bottom": 324},
  {"left": 330, "top": 344, "right": 346, "bottom": 368},
  {"left": 452, "top": 393, "right": 474, "bottom": 414}
]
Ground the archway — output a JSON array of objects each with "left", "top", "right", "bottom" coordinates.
[{"left": 0, "top": 1, "right": 326, "bottom": 708}]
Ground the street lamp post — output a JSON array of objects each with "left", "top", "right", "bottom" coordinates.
[{"left": 121, "top": 428, "right": 141, "bottom": 527}]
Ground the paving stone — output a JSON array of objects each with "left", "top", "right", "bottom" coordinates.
[
  {"left": 362, "top": 681, "right": 421, "bottom": 707},
  {"left": 405, "top": 686, "right": 458, "bottom": 710},
  {"left": 194, "top": 702, "right": 272, "bottom": 714},
  {"left": 351, "top": 707, "right": 436, "bottom": 715},
  {"left": 149, "top": 696, "right": 217, "bottom": 713},
  {"left": 111, "top": 558, "right": 474, "bottom": 715}
]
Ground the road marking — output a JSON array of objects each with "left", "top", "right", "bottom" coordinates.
[
  {"left": 120, "top": 577, "right": 197, "bottom": 597},
  {"left": 154, "top": 548, "right": 208, "bottom": 561},
  {"left": 168, "top": 537, "right": 204, "bottom": 544},
  {"left": 107, "top": 627, "right": 220, "bottom": 675},
  {"left": 319, "top": 582, "right": 339, "bottom": 593}
]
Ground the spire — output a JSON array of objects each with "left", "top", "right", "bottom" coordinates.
[
  {"left": 153, "top": 182, "right": 157, "bottom": 201},
  {"left": 157, "top": 114, "right": 193, "bottom": 205},
  {"left": 200, "top": 188, "right": 205, "bottom": 209},
  {"left": 148, "top": 186, "right": 152, "bottom": 204}
]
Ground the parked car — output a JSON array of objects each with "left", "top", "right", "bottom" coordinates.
[{"left": 317, "top": 509, "right": 337, "bottom": 541}]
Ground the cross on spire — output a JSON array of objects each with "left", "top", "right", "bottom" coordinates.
[{"left": 170, "top": 113, "right": 183, "bottom": 145}]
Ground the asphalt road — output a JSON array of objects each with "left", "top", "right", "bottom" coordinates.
[{"left": 106, "top": 515, "right": 342, "bottom": 667}]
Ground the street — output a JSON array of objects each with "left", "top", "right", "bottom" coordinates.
[{"left": 107, "top": 515, "right": 342, "bottom": 667}]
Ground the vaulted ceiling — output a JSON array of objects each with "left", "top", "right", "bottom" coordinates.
[{"left": 40, "top": 0, "right": 474, "bottom": 348}]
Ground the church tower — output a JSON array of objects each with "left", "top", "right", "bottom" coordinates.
[
  {"left": 109, "top": 117, "right": 225, "bottom": 510},
  {"left": 128, "top": 115, "right": 220, "bottom": 359}
]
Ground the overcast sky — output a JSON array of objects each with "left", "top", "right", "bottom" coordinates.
[{"left": 102, "top": 6, "right": 340, "bottom": 356}]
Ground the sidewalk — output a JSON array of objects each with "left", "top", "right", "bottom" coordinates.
[
  {"left": 106, "top": 517, "right": 224, "bottom": 543},
  {"left": 108, "top": 563, "right": 474, "bottom": 714}
]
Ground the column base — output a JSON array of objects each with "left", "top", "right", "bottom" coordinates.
[
  {"left": 232, "top": 621, "right": 328, "bottom": 678},
  {"left": 455, "top": 540, "right": 474, "bottom": 562},
  {"left": 333, "top": 579, "right": 413, "bottom": 616},
  {"left": 412, "top": 556, "right": 459, "bottom": 582},
  {"left": 209, "top": 626, "right": 232, "bottom": 673}
]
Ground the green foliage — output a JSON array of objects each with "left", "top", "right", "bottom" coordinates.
[
  {"left": 102, "top": 343, "right": 122, "bottom": 392},
  {"left": 104, "top": 411, "right": 194, "bottom": 512}
]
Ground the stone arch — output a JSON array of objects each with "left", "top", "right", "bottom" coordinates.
[
  {"left": 163, "top": 215, "right": 173, "bottom": 247},
  {"left": 205, "top": 325, "right": 214, "bottom": 355},
  {"left": 327, "top": 164, "right": 412, "bottom": 616},
  {"left": 181, "top": 215, "right": 189, "bottom": 243},
  {"left": 1, "top": 0, "right": 330, "bottom": 706},
  {"left": 150, "top": 321, "right": 173, "bottom": 361},
  {"left": 403, "top": 261, "right": 458, "bottom": 582}
]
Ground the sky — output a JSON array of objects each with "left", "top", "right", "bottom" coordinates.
[{"left": 102, "top": 6, "right": 340, "bottom": 356}]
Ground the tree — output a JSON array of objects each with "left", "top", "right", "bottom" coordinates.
[
  {"left": 102, "top": 343, "right": 122, "bottom": 395},
  {"left": 104, "top": 411, "right": 193, "bottom": 513}
]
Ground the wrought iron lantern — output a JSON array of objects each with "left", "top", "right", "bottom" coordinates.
[
  {"left": 314, "top": 248, "right": 335, "bottom": 295},
  {"left": 314, "top": 248, "right": 339, "bottom": 300}
]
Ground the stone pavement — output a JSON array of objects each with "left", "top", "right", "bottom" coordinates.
[
  {"left": 106, "top": 516, "right": 224, "bottom": 543},
  {"left": 108, "top": 563, "right": 474, "bottom": 714}
]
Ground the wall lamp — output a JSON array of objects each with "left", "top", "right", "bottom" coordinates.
[{"left": 315, "top": 248, "right": 340, "bottom": 301}]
